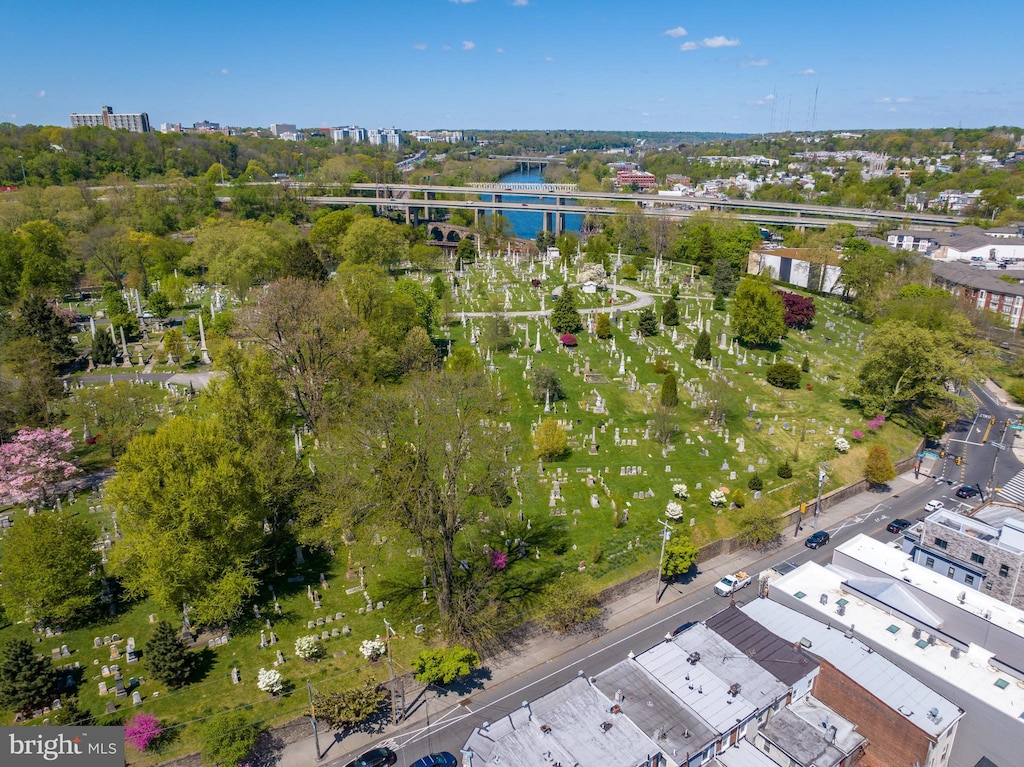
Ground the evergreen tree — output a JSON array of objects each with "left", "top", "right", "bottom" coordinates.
[
  {"left": 660, "top": 372, "right": 678, "bottom": 407},
  {"left": 693, "top": 329, "right": 712, "bottom": 361},
  {"left": 0, "top": 638, "right": 53, "bottom": 715},
  {"left": 11, "top": 295, "right": 75, "bottom": 363},
  {"left": 777, "top": 461, "right": 793, "bottom": 479},
  {"left": 711, "top": 258, "right": 737, "bottom": 296},
  {"left": 91, "top": 330, "right": 117, "bottom": 365},
  {"left": 801, "top": 353, "right": 810, "bottom": 373},
  {"left": 712, "top": 293, "right": 726, "bottom": 311},
  {"left": 637, "top": 306, "right": 658, "bottom": 336},
  {"left": 550, "top": 286, "right": 583, "bottom": 334},
  {"left": 595, "top": 312, "right": 611, "bottom": 339},
  {"left": 144, "top": 621, "right": 195, "bottom": 689},
  {"left": 662, "top": 298, "right": 679, "bottom": 326},
  {"left": 280, "top": 240, "right": 328, "bottom": 283},
  {"left": 864, "top": 445, "right": 896, "bottom": 486}
]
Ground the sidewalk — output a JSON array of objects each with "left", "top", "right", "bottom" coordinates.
[{"left": 272, "top": 470, "right": 926, "bottom": 767}]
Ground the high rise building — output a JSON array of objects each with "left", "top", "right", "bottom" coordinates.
[{"left": 70, "top": 106, "right": 151, "bottom": 133}]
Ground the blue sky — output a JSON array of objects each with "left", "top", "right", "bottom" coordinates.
[{"left": 2, "top": 0, "right": 1020, "bottom": 133}]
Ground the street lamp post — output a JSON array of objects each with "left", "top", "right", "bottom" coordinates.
[
  {"left": 655, "top": 518, "right": 671, "bottom": 604},
  {"left": 812, "top": 462, "right": 828, "bottom": 528},
  {"left": 306, "top": 680, "right": 322, "bottom": 761}
]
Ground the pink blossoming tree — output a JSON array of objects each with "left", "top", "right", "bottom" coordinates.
[
  {"left": 125, "top": 713, "right": 163, "bottom": 751},
  {"left": 0, "top": 428, "right": 77, "bottom": 505}
]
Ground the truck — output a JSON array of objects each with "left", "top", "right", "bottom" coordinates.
[{"left": 714, "top": 571, "right": 752, "bottom": 597}]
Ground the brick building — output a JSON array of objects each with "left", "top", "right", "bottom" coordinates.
[{"left": 615, "top": 169, "right": 657, "bottom": 189}]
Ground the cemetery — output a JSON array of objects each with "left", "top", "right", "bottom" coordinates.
[{"left": 0, "top": 245, "right": 921, "bottom": 762}]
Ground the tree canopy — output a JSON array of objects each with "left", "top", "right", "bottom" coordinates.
[{"left": 732, "top": 277, "right": 786, "bottom": 346}]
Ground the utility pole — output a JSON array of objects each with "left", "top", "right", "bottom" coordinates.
[
  {"left": 813, "top": 462, "right": 828, "bottom": 528},
  {"left": 306, "top": 680, "right": 321, "bottom": 761},
  {"left": 655, "top": 519, "right": 671, "bottom": 604},
  {"left": 383, "top": 618, "right": 400, "bottom": 725}
]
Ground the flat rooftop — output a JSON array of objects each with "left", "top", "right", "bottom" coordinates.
[
  {"left": 761, "top": 696, "right": 864, "bottom": 766},
  {"left": 758, "top": 560, "right": 1024, "bottom": 722}
]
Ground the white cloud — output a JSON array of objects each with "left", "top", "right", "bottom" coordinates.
[
  {"left": 888, "top": 107, "right": 897, "bottom": 112},
  {"left": 544, "top": 56, "right": 555, "bottom": 62},
  {"left": 220, "top": 69, "right": 229, "bottom": 75},
  {"left": 703, "top": 35, "right": 740, "bottom": 48},
  {"left": 496, "top": 47, "right": 506, "bottom": 53},
  {"left": 797, "top": 68, "right": 817, "bottom": 75},
  {"left": 877, "top": 96, "right": 892, "bottom": 103},
  {"left": 663, "top": 26, "right": 688, "bottom": 38},
  {"left": 412, "top": 43, "right": 427, "bottom": 50},
  {"left": 36, "top": 90, "right": 46, "bottom": 98},
  {"left": 442, "top": 45, "right": 452, "bottom": 50},
  {"left": 895, "top": 96, "right": 913, "bottom": 103},
  {"left": 462, "top": 40, "right": 475, "bottom": 50},
  {"left": 450, "top": 0, "right": 476, "bottom": 3},
  {"left": 679, "top": 42, "right": 699, "bottom": 51},
  {"left": 742, "top": 57, "right": 769, "bottom": 67},
  {"left": 511, "top": 0, "right": 529, "bottom": 5}
]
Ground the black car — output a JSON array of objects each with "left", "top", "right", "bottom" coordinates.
[
  {"left": 345, "top": 748, "right": 397, "bottom": 767},
  {"left": 886, "top": 518, "right": 912, "bottom": 534},
  {"left": 804, "top": 531, "right": 830, "bottom": 549},
  {"left": 955, "top": 486, "right": 980, "bottom": 499}
]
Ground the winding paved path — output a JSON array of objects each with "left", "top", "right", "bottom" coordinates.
[{"left": 459, "top": 284, "right": 663, "bottom": 319}]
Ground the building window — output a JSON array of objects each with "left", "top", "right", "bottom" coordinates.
[
  {"left": 965, "top": 575, "right": 974, "bottom": 586},
  {"left": 1000, "top": 564, "right": 1010, "bottom": 577},
  {"left": 947, "top": 567, "right": 956, "bottom": 578},
  {"left": 971, "top": 553, "right": 985, "bottom": 565},
  {"left": 935, "top": 538, "right": 948, "bottom": 549},
  {"left": 986, "top": 583, "right": 993, "bottom": 590},
  {"left": 925, "top": 557, "right": 935, "bottom": 568}
]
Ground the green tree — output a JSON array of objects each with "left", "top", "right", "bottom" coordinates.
[
  {"left": 662, "top": 298, "right": 679, "bottom": 326},
  {"left": 71, "top": 381, "right": 157, "bottom": 458},
  {"left": 161, "top": 327, "right": 188, "bottom": 365},
  {"left": 313, "top": 682, "right": 388, "bottom": 730},
  {"left": 308, "top": 208, "right": 360, "bottom": 261},
  {"left": 637, "top": 306, "right": 658, "bottom": 336},
  {"left": 693, "top": 329, "right": 712, "bottom": 361},
  {"left": 106, "top": 416, "right": 266, "bottom": 626},
  {"left": 280, "top": 240, "right": 328, "bottom": 283},
  {"left": 864, "top": 444, "right": 896, "bottom": 486},
  {"left": 90, "top": 330, "right": 117, "bottom": 366},
  {"left": 534, "top": 417, "right": 570, "bottom": 461},
  {"left": 200, "top": 710, "right": 260, "bottom": 767},
  {"left": 660, "top": 372, "right": 678, "bottom": 407},
  {"left": 0, "top": 639, "right": 53, "bottom": 715},
  {"left": 801, "top": 354, "right": 810, "bottom": 373},
  {"left": 736, "top": 504, "right": 782, "bottom": 548},
  {"left": 144, "top": 621, "right": 196, "bottom": 689},
  {"left": 530, "top": 365, "right": 564, "bottom": 404},
  {"left": 732, "top": 277, "right": 786, "bottom": 346},
  {"left": 340, "top": 217, "right": 409, "bottom": 270},
  {"left": 766, "top": 362, "right": 801, "bottom": 389},
  {"left": 711, "top": 257, "right": 737, "bottom": 296},
  {"left": 731, "top": 489, "right": 747, "bottom": 508},
  {"left": 712, "top": 293, "right": 726, "bottom": 311},
  {"left": 662, "top": 537, "right": 699, "bottom": 578},
  {"left": 3, "top": 337, "right": 62, "bottom": 425},
  {"left": 10, "top": 294, "right": 75, "bottom": 363},
  {"left": 540, "top": 574, "right": 600, "bottom": 634},
  {"left": 777, "top": 461, "right": 793, "bottom": 479},
  {"left": 0, "top": 511, "right": 101, "bottom": 627},
  {"left": 146, "top": 290, "right": 172, "bottom": 319},
  {"left": 550, "top": 286, "right": 583, "bottom": 334},
  {"left": 445, "top": 346, "right": 479, "bottom": 373},
  {"left": 412, "top": 646, "right": 481, "bottom": 685},
  {"left": 15, "top": 220, "right": 73, "bottom": 297},
  {"left": 184, "top": 220, "right": 287, "bottom": 297},
  {"left": 595, "top": 312, "right": 611, "bottom": 339},
  {"left": 747, "top": 473, "right": 764, "bottom": 492}
]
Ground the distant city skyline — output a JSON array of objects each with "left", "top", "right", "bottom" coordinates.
[{"left": 2, "top": 0, "right": 1021, "bottom": 134}]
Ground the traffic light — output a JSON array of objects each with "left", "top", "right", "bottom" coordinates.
[
  {"left": 939, "top": 450, "right": 946, "bottom": 458},
  {"left": 800, "top": 502, "right": 807, "bottom": 515},
  {"left": 955, "top": 456, "right": 962, "bottom": 466},
  {"left": 990, "top": 416, "right": 996, "bottom": 425}
]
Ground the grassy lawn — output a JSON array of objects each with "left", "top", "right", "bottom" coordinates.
[{"left": 1, "top": 258, "right": 921, "bottom": 761}]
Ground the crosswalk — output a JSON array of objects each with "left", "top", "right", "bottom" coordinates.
[{"left": 998, "top": 468, "right": 1024, "bottom": 504}]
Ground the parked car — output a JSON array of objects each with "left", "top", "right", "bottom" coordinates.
[
  {"left": 410, "top": 753, "right": 457, "bottom": 767},
  {"left": 886, "top": 518, "right": 912, "bottom": 534},
  {"left": 345, "top": 748, "right": 397, "bottom": 767},
  {"left": 805, "top": 531, "right": 830, "bottom": 549},
  {"left": 955, "top": 486, "right": 979, "bottom": 499},
  {"left": 924, "top": 500, "right": 945, "bottom": 512}
]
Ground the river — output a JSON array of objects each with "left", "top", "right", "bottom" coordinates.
[{"left": 487, "top": 168, "right": 584, "bottom": 239}]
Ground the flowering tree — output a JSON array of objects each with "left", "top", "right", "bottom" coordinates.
[
  {"left": 359, "top": 637, "right": 386, "bottom": 662},
  {"left": 0, "top": 428, "right": 76, "bottom": 505},
  {"left": 710, "top": 489, "right": 727, "bottom": 507},
  {"left": 125, "top": 713, "right": 163, "bottom": 751},
  {"left": 867, "top": 414, "right": 886, "bottom": 431},
  {"left": 294, "top": 635, "right": 323, "bottom": 660},
  {"left": 672, "top": 483, "right": 689, "bottom": 499},
  {"left": 851, "top": 429, "right": 864, "bottom": 441},
  {"left": 256, "top": 667, "right": 282, "bottom": 695},
  {"left": 777, "top": 291, "right": 816, "bottom": 329},
  {"left": 665, "top": 501, "right": 684, "bottom": 520},
  {"left": 489, "top": 550, "right": 509, "bottom": 570},
  {"left": 834, "top": 437, "right": 850, "bottom": 454}
]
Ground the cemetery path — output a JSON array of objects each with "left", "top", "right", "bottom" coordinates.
[{"left": 460, "top": 284, "right": 658, "bottom": 319}]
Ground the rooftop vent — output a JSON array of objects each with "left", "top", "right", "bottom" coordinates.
[
  {"left": 540, "top": 724, "right": 552, "bottom": 734},
  {"left": 820, "top": 594, "right": 829, "bottom": 605},
  {"left": 912, "top": 627, "right": 922, "bottom": 640},
  {"left": 610, "top": 704, "right": 621, "bottom": 715},
  {"left": 837, "top": 603, "right": 846, "bottom": 616},
  {"left": 951, "top": 647, "right": 961, "bottom": 659},
  {"left": 600, "top": 722, "right": 612, "bottom": 733},
  {"left": 687, "top": 651, "right": 701, "bottom": 665},
  {"left": 929, "top": 707, "right": 939, "bottom": 719},
  {"left": 729, "top": 683, "right": 742, "bottom": 697}
]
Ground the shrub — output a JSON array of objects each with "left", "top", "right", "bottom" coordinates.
[
  {"left": 534, "top": 418, "right": 570, "bottom": 461},
  {"left": 294, "top": 635, "right": 324, "bottom": 660},
  {"left": 712, "top": 293, "right": 726, "bottom": 311},
  {"left": 200, "top": 710, "right": 260, "bottom": 767},
  {"left": 665, "top": 501, "right": 684, "bottom": 520},
  {"left": 730, "top": 489, "right": 746, "bottom": 508},
  {"left": 777, "top": 461, "right": 793, "bottom": 479},
  {"left": 709, "top": 489, "right": 727, "bottom": 507},
  {"left": 540, "top": 574, "right": 601, "bottom": 634},
  {"left": 653, "top": 357, "right": 671, "bottom": 375},
  {"left": 766, "top": 362, "right": 801, "bottom": 389},
  {"left": 801, "top": 353, "right": 810, "bottom": 372},
  {"left": 834, "top": 437, "right": 850, "bottom": 454},
  {"left": 747, "top": 474, "right": 763, "bottom": 492},
  {"left": 672, "top": 483, "right": 689, "bottom": 499},
  {"left": 359, "top": 638, "right": 386, "bottom": 662},
  {"left": 256, "top": 667, "right": 282, "bottom": 694},
  {"left": 660, "top": 372, "right": 679, "bottom": 407},
  {"left": 412, "top": 646, "right": 480, "bottom": 685}
]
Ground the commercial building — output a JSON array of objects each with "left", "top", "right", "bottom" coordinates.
[
  {"left": 888, "top": 226, "right": 1024, "bottom": 263},
  {"left": 368, "top": 127, "right": 401, "bottom": 147},
  {"left": 927, "top": 260, "right": 1024, "bottom": 331},
  {"left": 758, "top": 536, "right": 1022, "bottom": 767},
  {"left": 269, "top": 123, "right": 297, "bottom": 137},
  {"left": 70, "top": 106, "right": 150, "bottom": 133},
  {"left": 747, "top": 247, "right": 844, "bottom": 295},
  {"left": 615, "top": 169, "right": 657, "bottom": 189}
]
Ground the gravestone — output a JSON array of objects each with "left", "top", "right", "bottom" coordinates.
[
  {"left": 231, "top": 668, "right": 240, "bottom": 685},
  {"left": 132, "top": 691, "right": 142, "bottom": 706}
]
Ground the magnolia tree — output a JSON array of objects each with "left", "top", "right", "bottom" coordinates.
[
  {"left": 0, "top": 428, "right": 77, "bottom": 505},
  {"left": 672, "top": 483, "right": 689, "bottom": 499},
  {"left": 710, "top": 489, "right": 727, "bottom": 508},
  {"left": 294, "top": 635, "right": 323, "bottom": 660},
  {"left": 834, "top": 437, "right": 850, "bottom": 454},
  {"left": 256, "top": 667, "right": 282, "bottom": 695},
  {"left": 665, "top": 501, "right": 684, "bottom": 520},
  {"left": 359, "top": 637, "right": 386, "bottom": 662}
]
